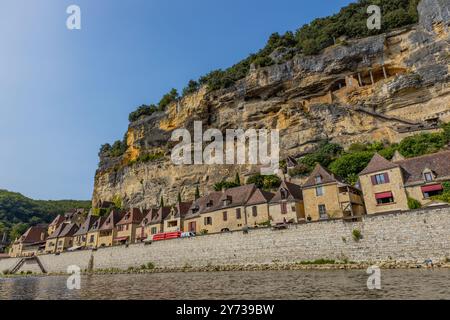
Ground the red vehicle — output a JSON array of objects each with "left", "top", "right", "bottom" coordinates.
[{"left": 152, "top": 232, "right": 182, "bottom": 241}]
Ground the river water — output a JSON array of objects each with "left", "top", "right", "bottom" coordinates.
[{"left": 0, "top": 270, "right": 449, "bottom": 300}]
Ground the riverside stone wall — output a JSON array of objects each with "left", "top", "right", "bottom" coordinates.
[{"left": 1, "top": 206, "right": 450, "bottom": 274}]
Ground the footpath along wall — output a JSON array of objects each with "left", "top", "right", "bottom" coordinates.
[{"left": 1, "top": 206, "right": 450, "bottom": 274}]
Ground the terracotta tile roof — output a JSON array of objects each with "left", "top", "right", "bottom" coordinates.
[
  {"left": 270, "top": 180, "right": 303, "bottom": 203},
  {"left": 49, "top": 215, "right": 65, "bottom": 227},
  {"left": 395, "top": 150, "right": 450, "bottom": 185},
  {"left": 148, "top": 207, "right": 171, "bottom": 225},
  {"left": 359, "top": 153, "right": 400, "bottom": 176},
  {"left": 303, "top": 164, "right": 344, "bottom": 188},
  {"left": 99, "top": 210, "right": 126, "bottom": 231},
  {"left": 185, "top": 191, "right": 223, "bottom": 220},
  {"left": 117, "top": 208, "right": 144, "bottom": 226},
  {"left": 141, "top": 208, "right": 159, "bottom": 226},
  {"left": 48, "top": 223, "right": 67, "bottom": 239},
  {"left": 74, "top": 215, "right": 99, "bottom": 236},
  {"left": 204, "top": 184, "right": 257, "bottom": 213},
  {"left": 16, "top": 226, "right": 47, "bottom": 244},
  {"left": 88, "top": 216, "right": 106, "bottom": 233},
  {"left": 173, "top": 202, "right": 194, "bottom": 218},
  {"left": 246, "top": 189, "right": 274, "bottom": 205},
  {"left": 58, "top": 223, "right": 79, "bottom": 238}
]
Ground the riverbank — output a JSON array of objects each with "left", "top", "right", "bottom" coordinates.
[{"left": 2, "top": 260, "right": 450, "bottom": 278}]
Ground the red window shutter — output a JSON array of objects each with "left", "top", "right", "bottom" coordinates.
[
  {"left": 384, "top": 173, "right": 390, "bottom": 183},
  {"left": 371, "top": 176, "right": 377, "bottom": 185}
]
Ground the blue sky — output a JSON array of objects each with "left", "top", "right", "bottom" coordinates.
[{"left": 0, "top": 0, "right": 353, "bottom": 200}]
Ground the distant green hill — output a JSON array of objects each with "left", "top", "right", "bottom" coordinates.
[{"left": 0, "top": 189, "right": 91, "bottom": 242}]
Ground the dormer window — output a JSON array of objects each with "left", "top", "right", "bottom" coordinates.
[
  {"left": 206, "top": 201, "right": 213, "bottom": 208},
  {"left": 223, "top": 196, "right": 232, "bottom": 207},
  {"left": 315, "top": 175, "right": 322, "bottom": 184},
  {"left": 423, "top": 170, "right": 435, "bottom": 182},
  {"left": 192, "top": 206, "right": 199, "bottom": 214}
]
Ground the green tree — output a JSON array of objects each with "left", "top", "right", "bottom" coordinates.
[
  {"left": 234, "top": 173, "right": 241, "bottom": 186},
  {"left": 9, "top": 223, "right": 29, "bottom": 241},
  {"left": 182, "top": 80, "right": 200, "bottom": 97},
  {"left": 195, "top": 186, "right": 200, "bottom": 200},
  {"left": 177, "top": 192, "right": 182, "bottom": 204},
  {"left": 158, "top": 88, "right": 179, "bottom": 111},
  {"left": 407, "top": 197, "right": 422, "bottom": 210},
  {"left": 328, "top": 151, "right": 375, "bottom": 184},
  {"left": 160, "top": 196, "right": 165, "bottom": 208}
]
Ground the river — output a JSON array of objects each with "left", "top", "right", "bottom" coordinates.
[{"left": 0, "top": 269, "right": 449, "bottom": 300}]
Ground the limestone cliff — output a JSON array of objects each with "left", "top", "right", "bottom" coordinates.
[{"left": 93, "top": 0, "right": 450, "bottom": 209}]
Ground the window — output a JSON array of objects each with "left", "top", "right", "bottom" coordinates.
[
  {"left": 168, "top": 221, "right": 178, "bottom": 228},
  {"left": 424, "top": 172, "right": 434, "bottom": 182},
  {"left": 422, "top": 184, "right": 444, "bottom": 199},
  {"left": 375, "top": 192, "right": 395, "bottom": 205},
  {"left": 204, "top": 217, "right": 213, "bottom": 225},
  {"left": 236, "top": 208, "right": 242, "bottom": 220},
  {"left": 89, "top": 235, "right": 95, "bottom": 243},
  {"left": 223, "top": 212, "right": 228, "bottom": 221},
  {"left": 316, "top": 186, "right": 324, "bottom": 196},
  {"left": 318, "top": 205, "right": 327, "bottom": 219},
  {"left": 371, "top": 173, "right": 390, "bottom": 185},
  {"left": 292, "top": 206, "right": 296, "bottom": 212},
  {"left": 252, "top": 206, "right": 258, "bottom": 217},
  {"left": 280, "top": 189, "right": 288, "bottom": 200},
  {"left": 151, "top": 227, "right": 157, "bottom": 235},
  {"left": 281, "top": 203, "right": 287, "bottom": 215},
  {"left": 315, "top": 175, "right": 322, "bottom": 184}
]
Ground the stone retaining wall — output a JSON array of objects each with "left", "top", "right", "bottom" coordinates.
[{"left": 1, "top": 206, "right": 450, "bottom": 274}]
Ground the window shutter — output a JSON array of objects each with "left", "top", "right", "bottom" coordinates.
[
  {"left": 384, "top": 173, "right": 390, "bottom": 183},
  {"left": 371, "top": 176, "right": 377, "bottom": 185}
]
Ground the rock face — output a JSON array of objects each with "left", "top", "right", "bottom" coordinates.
[{"left": 93, "top": 0, "right": 450, "bottom": 209}]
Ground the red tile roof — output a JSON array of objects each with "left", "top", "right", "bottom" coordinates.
[
  {"left": 270, "top": 180, "right": 303, "bottom": 203},
  {"left": 303, "top": 164, "right": 344, "bottom": 188},
  {"left": 359, "top": 153, "right": 400, "bottom": 176},
  {"left": 16, "top": 226, "right": 47, "bottom": 244},
  {"left": 74, "top": 215, "right": 99, "bottom": 236},
  {"left": 99, "top": 210, "right": 126, "bottom": 231},
  {"left": 117, "top": 208, "right": 144, "bottom": 226},
  {"left": 395, "top": 150, "right": 450, "bottom": 185},
  {"left": 49, "top": 215, "right": 65, "bottom": 227}
]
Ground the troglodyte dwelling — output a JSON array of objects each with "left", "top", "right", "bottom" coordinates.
[{"left": 359, "top": 151, "right": 450, "bottom": 215}]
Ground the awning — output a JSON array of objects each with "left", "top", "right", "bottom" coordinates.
[
  {"left": 375, "top": 192, "right": 393, "bottom": 200},
  {"left": 421, "top": 184, "right": 443, "bottom": 193},
  {"left": 114, "top": 236, "right": 129, "bottom": 242}
]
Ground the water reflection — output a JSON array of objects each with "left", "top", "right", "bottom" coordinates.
[{"left": 0, "top": 270, "right": 449, "bottom": 300}]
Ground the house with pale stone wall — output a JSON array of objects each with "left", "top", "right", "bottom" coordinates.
[
  {"left": 359, "top": 150, "right": 450, "bottom": 215},
  {"left": 269, "top": 181, "right": 305, "bottom": 225},
  {"left": 302, "top": 164, "right": 365, "bottom": 221}
]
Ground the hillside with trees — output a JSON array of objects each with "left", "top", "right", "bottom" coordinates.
[{"left": 0, "top": 190, "right": 90, "bottom": 242}]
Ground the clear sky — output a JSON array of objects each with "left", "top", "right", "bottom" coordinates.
[{"left": 0, "top": 0, "right": 354, "bottom": 200}]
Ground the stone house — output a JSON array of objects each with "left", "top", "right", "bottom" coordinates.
[
  {"left": 97, "top": 210, "right": 126, "bottom": 248},
  {"left": 115, "top": 208, "right": 144, "bottom": 245},
  {"left": 192, "top": 185, "right": 260, "bottom": 234},
  {"left": 359, "top": 151, "right": 450, "bottom": 215},
  {"left": 86, "top": 216, "right": 106, "bottom": 249},
  {"left": 144, "top": 207, "right": 171, "bottom": 237},
  {"left": 163, "top": 202, "right": 193, "bottom": 233},
  {"left": 302, "top": 164, "right": 366, "bottom": 221},
  {"left": 45, "top": 223, "right": 79, "bottom": 254},
  {"left": 135, "top": 208, "right": 159, "bottom": 241},
  {"left": 269, "top": 181, "right": 305, "bottom": 225},
  {"left": 244, "top": 189, "right": 274, "bottom": 227},
  {"left": 47, "top": 215, "right": 65, "bottom": 237},
  {"left": 73, "top": 215, "right": 100, "bottom": 249},
  {"left": 9, "top": 226, "right": 47, "bottom": 258}
]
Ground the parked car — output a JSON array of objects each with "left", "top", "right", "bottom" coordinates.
[{"left": 181, "top": 232, "right": 196, "bottom": 238}]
